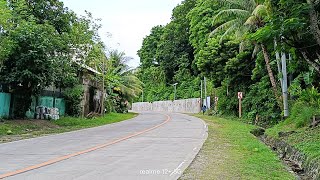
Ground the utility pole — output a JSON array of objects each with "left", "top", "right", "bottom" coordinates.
[
  {"left": 204, "top": 77, "right": 207, "bottom": 108},
  {"left": 281, "top": 52, "right": 289, "bottom": 117},
  {"left": 101, "top": 58, "right": 105, "bottom": 116},
  {"left": 279, "top": 14, "right": 289, "bottom": 117},
  {"left": 142, "top": 91, "right": 144, "bottom": 102},
  {"left": 201, "top": 80, "right": 203, "bottom": 100},
  {"left": 276, "top": 38, "right": 289, "bottom": 117}
]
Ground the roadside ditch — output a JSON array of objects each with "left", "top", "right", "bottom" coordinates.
[{"left": 251, "top": 128, "right": 319, "bottom": 180}]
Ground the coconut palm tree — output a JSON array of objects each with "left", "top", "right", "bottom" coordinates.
[
  {"left": 210, "top": 0, "right": 282, "bottom": 107},
  {"left": 106, "top": 50, "right": 143, "bottom": 102}
]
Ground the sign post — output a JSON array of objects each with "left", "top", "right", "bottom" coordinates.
[{"left": 238, "top": 92, "right": 243, "bottom": 118}]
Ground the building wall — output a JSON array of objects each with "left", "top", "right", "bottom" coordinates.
[
  {"left": 132, "top": 98, "right": 201, "bottom": 114},
  {"left": 80, "top": 72, "right": 103, "bottom": 117}
]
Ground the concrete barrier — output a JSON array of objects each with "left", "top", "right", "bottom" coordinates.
[{"left": 132, "top": 98, "right": 201, "bottom": 113}]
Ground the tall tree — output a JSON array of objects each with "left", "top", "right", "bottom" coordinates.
[
  {"left": 138, "top": 25, "right": 164, "bottom": 69},
  {"left": 0, "top": 0, "right": 105, "bottom": 117},
  {"left": 210, "top": 0, "right": 282, "bottom": 107},
  {"left": 156, "top": 0, "right": 197, "bottom": 83},
  {"left": 106, "top": 50, "right": 143, "bottom": 102}
]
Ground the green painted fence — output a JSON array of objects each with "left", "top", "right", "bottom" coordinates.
[
  {"left": 37, "top": 96, "right": 66, "bottom": 116},
  {"left": 38, "top": 96, "right": 54, "bottom": 108},
  {"left": 0, "top": 93, "right": 11, "bottom": 118},
  {"left": 55, "top": 98, "right": 65, "bottom": 116}
]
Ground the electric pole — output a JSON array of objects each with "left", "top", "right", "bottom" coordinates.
[
  {"left": 101, "top": 57, "right": 105, "bottom": 116},
  {"left": 142, "top": 91, "right": 144, "bottom": 102},
  {"left": 201, "top": 80, "right": 203, "bottom": 100},
  {"left": 204, "top": 77, "right": 207, "bottom": 108},
  {"left": 281, "top": 52, "right": 289, "bottom": 117}
]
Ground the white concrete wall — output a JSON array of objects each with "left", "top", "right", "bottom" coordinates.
[{"left": 132, "top": 98, "right": 201, "bottom": 113}]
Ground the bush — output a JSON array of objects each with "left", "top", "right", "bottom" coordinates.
[
  {"left": 64, "top": 85, "right": 83, "bottom": 117},
  {"left": 242, "top": 77, "right": 281, "bottom": 127},
  {"left": 289, "top": 101, "right": 319, "bottom": 128},
  {"left": 104, "top": 97, "right": 115, "bottom": 113},
  {"left": 287, "top": 87, "right": 320, "bottom": 128}
]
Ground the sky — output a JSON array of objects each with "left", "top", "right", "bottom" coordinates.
[{"left": 61, "top": 0, "right": 183, "bottom": 68}]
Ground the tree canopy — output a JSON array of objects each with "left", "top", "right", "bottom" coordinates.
[
  {"left": 0, "top": 0, "right": 140, "bottom": 117},
  {"left": 138, "top": 0, "right": 320, "bottom": 125}
]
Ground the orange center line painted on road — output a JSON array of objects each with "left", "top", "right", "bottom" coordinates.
[{"left": 0, "top": 113, "right": 171, "bottom": 179}]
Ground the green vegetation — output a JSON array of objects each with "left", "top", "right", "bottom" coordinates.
[
  {"left": 180, "top": 115, "right": 294, "bottom": 180},
  {"left": 64, "top": 85, "right": 84, "bottom": 117},
  {"left": 54, "top": 113, "right": 137, "bottom": 129},
  {"left": 266, "top": 85, "right": 320, "bottom": 160},
  {"left": 0, "top": 113, "right": 137, "bottom": 143},
  {"left": 0, "top": 0, "right": 141, "bottom": 118},
  {"left": 138, "top": 0, "right": 320, "bottom": 126},
  {"left": 267, "top": 119, "right": 320, "bottom": 161},
  {"left": 103, "top": 50, "right": 143, "bottom": 113},
  {"left": 267, "top": 125, "right": 320, "bottom": 160}
]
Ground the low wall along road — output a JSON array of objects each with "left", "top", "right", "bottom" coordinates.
[{"left": 132, "top": 98, "right": 201, "bottom": 113}]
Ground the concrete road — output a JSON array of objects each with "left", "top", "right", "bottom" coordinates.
[{"left": 0, "top": 112, "right": 207, "bottom": 180}]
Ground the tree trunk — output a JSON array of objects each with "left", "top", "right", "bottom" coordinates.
[
  {"left": 301, "top": 51, "right": 320, "bottom": 73},
  {"left": 261, "top": 44, "right": 282, "bottom": 109},
  {"left": 307, "top": 0, "right": 320, "bottom": 46}
]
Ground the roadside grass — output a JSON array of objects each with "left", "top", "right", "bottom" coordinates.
[
  {"left": 0, "top": 112, "right": 137, "bottom": 143},
  {"left": 54, "top": 113, "right": 137, "bottom": 129},
  {"left": 266, "top": 120, "right": 320, "bottom": 160},
  {"left": 180, "top": 115, "right": 294, "bottom": 180}
]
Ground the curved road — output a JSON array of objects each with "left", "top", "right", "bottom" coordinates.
[{"left": 0, "top": 112, "right": 207, "bottom": 180}]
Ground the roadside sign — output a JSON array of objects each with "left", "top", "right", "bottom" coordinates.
[{"left": 238, "top": 92, "right": 243, "bottom": 118}]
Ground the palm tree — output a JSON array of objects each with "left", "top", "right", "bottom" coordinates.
[
  {"left": 106, "top": 50, "right": 143, "bottom": 102},
  {"left": 210, "top": 0, "right": 282, "bottom": 107}
]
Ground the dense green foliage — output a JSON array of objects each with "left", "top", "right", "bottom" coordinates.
[
  {"left": 102, "top": 50, "right": 143, "bottom": 113},
  {"left": 138, "top": 0, "right": 320, "bottom": 126},
  {"left": 0, "top": 0, "right": 141, "bottom": 117},
  {"left": 0, "top": 0, "right": 100, "bottom": 117},
  {"left": 64, "top": 85, "right": 84, "bottom": 117}
]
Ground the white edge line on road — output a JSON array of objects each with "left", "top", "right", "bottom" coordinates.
[{"left": 170, "top": 161, "right": 186, "bottom": 177}]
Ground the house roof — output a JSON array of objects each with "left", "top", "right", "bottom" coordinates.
[
  {"left": 72, "top": 55, "right": 102, "bottom": 75},
  {"left": 76, "top": 61, "right": 102, "bottom": 75}
]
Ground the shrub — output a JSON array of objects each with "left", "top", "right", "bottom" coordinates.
[
  {"left": 289, "top": 101, "right": 319, "bottom": 128},
  {"left": 64, "top": 85, "right": 84, "bottom": 117},
  {"left": 287, "top": 87, "right": 320, "bottom": 128},
  {"left": 104, "top": 97, "right": 115, "bottom": 113}
]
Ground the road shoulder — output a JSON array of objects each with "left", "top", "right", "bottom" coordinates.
[{"left": 180, "top": 115, "right": 294, "bottom": 180}]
